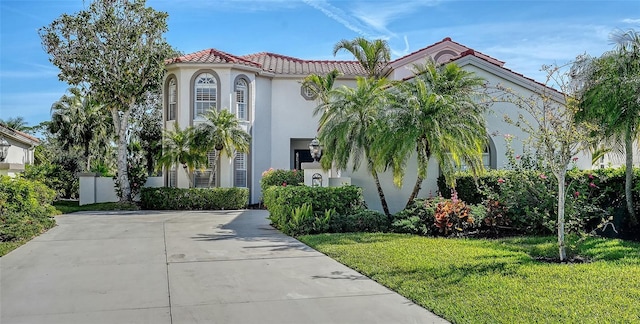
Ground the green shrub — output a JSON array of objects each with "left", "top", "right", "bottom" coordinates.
[
  {"left": 260, "top": 168, "right": 304, "bottom": 193},
  {"left": 0, "top": 176, "right": 58, "bottom": 242},
  {"left": 280, "top": 203, "right": 333, "bottom": 236},
  {"left": 263, "top": 185, "right": 366, "bottom": 233},
  {"left": 140, "top": 187, "right": 249, "bottom": 210},
  {"left": 391, "top": 199, "right": 437, "bottom": 235},
  {"left": 343, "top": 209, "right": 388, "bottom": 233}
]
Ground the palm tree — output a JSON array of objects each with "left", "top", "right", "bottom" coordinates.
[
  {"left": 576, "top": 29, "right": 640, "bottom": 225},
  {"left": 49, "top": 88, "right": 113, "bottom": 171},
  {"left": 302, "top": 69, "right": 342, "bottom": 105},
  {"left": 316, "top": 77, "right": 393, "bottom": 216},
  {"left": 156, "top": 123, "right": 207, "bottom": 188},
  {"left": 333, "top": 37, "right": 391, "bottom": 79},
  {"left": 0, "top": 116, "right": 31, "bottom": 133},
  {"left": 197, "top": 109, "right": 251, "bottom": 187},
  {"left": 387, "top": 60, "right": 488, "bottom": 208}
]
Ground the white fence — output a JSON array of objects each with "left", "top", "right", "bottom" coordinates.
[{"left": 78, "top": 173, "right": 164, "bottom": 205}]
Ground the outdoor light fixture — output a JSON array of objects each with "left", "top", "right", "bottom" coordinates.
[
  {"left": 309, "top": 137, "right": 322, "bottom": 162},
  {"left": 0, "top": 137, "right": 10, "bottom": 162}
]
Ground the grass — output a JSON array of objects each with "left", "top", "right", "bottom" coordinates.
[
  {"left": 53, "top": 200, "right": 139, "bottom": 214},
  {"left": 0, "top": 201, "right": 138, "bottom": 257},
  {"left": 299, "top": 233, "right": 640, "bottom": 324}
]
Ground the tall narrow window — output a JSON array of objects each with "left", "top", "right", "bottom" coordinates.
[
  {"left": 194, "top": 73, "right": 217, "bottom": 119},
  {"left": 235, "top": 79, "right": 248, "bottom": 121},
  {"left": 168, "top": 79, "right": 177, "bottom": 120},
  {"left": 194, "top": 151, "right": 217, "bottom": 187},
  {"left": 168, "top": 167, "right": 176, "bottom": 187},
  {"left": 234, "top": 153, "right": 247, "bottom": 187}
]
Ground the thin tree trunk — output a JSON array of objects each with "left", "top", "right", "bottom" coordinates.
[
  {"left": 371, "top": 168, "right": 390, "bottom": 218},
  {"left": 183, "top": 164, "right": 193, "bottom": 187},
  {"left": 557, "top": 171, "right": 567, "bottom": 262},
  {"left": 625, "top": 132, "right": 637, "bottom": 225},
  {"left": 406, "top": 176, "right": 424, "bottom": 209},
  {"left": 113, "top": 107, "right": 131, "bottom": 203},
  {"left": 85, "top": 142, "right": 91, "bottom": 172}
]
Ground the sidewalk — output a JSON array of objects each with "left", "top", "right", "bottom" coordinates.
[{"left": 0, "top": 210, "right": 448, "bottom": 323}]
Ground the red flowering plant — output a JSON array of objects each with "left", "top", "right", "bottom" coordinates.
[
  {"left": 434, "top": 191, "right": 475, "bottom": 236},
  {"left": 260, "top": 168, "right": 304, "bottom": 193}
]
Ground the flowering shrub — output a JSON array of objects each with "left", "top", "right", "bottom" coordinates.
[
  {"left": 434, "top": 192, "right": 474, "bottom": 236},
  {"left": 260, "top": 168, "right": 304, "bottom": 193}
]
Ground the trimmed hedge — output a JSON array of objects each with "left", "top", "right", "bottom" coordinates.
[
  {"left": 263, "top": 185, "right": 368, "bottom": 234},
  {"left": 1, "top": 176, "right": 58, "bottom": 242},
  {"left": 436, "top": 167, "right": 640, "bottom": 238},
  {"left": 260, "top": 168, "right": 304, "bottom": 193},
  {"left": 140, "top": 187, "right": 249, "bottom": 210}
]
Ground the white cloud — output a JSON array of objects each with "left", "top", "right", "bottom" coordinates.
[
  {"left": 302, "top": 0, "right": 378, "bottom": 39},
  {"left": 622, "top": 18, "right": 640, "bottom": 24}
]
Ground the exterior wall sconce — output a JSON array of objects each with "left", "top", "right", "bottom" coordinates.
[
  {"left": 309, "top": 137, "right": 322, "bottom": 162},
  {"left": 0, "top": 137, "right": 10, "bottom": 162}
]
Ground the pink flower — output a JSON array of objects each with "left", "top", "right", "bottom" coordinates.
[
  {"left": 589, "top": 182, "right": 597, "bottom": 188},
  {"left": 574, "top": 191, "right": 580, "bottom": 198},
  {"left": 539, "top": 173, "right": 548, "bottom": 180},
  {"left": 515, "top": 155, "right": 521, "bottom": 160},
  {"left": 503, "top": 134, "right": 513, "bottom": 140},
  {"left": 498, "top": 178, "right": 505, "bottom": 184},
  {"left": 572, "top": 157, "right": 579, "bottom": 162},
  {"left": 282, "top": 182, "right": 287, "bottom": 187},
  {"left": 588, "top": 174, "right": 594, "bottom": 179}
]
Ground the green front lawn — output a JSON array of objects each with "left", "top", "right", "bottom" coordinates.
[{"left": 299, "top": 233, "right": 640, "bottom": 324}]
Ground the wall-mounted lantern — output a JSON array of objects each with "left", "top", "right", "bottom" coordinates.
[{"left": 309, "top": 137, "right": 322, "bottom": 162}]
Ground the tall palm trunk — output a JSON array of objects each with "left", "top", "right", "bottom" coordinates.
[
  {"left": 370, "top": 168, "right": 390, "bottom": 218},
  {"left": 406, "top": 176, "right": 424, "bottom": 209},
  {"left": 625, "top": 129, "right": 637, "bottom": 225}
]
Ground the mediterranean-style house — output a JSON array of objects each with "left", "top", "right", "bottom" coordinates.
[
  {"left": 162, "top": 37, "right": 594, "bottom": 214},
  {"left": 0, "top": 124, "right": 39, "bottom": 177}
]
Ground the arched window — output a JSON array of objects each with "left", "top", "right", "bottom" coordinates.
[
  {"left": 194, "top": 73, "right": 217, "bottom": 119},
  {"left": 235, "top": 78, "right": 248, "bottom": 121},
  {"left": 168, "top": 78, "right": 177, "bottom": 121}
]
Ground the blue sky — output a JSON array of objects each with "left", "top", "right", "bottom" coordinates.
[{"left": 1, "top": 0, "right": 639, "bottom": 128}]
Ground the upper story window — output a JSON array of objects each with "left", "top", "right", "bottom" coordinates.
[
  {"left": 194, "top": 73, "right": 217, "bottom": 119},
  {"left": 235, "top": 78, "right": 248, "bottom": 121},
  {"left": 168, "top": 78, "right": 177, "bottom": 121}
]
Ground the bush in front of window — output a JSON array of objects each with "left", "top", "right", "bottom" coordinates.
[{"left": 140, "top": 187, "right": 249, "bottom": 210}]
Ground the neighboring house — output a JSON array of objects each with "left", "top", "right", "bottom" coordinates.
[
  {"left": 163, "top": 37, "right": 592, "bottom": 213},
  {"left": 0, "top": 124, "right": 39, "bottom": 177}
]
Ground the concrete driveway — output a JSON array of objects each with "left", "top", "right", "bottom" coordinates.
[{"left": 1, "top": 210, "right": 447, "bottom": 324}]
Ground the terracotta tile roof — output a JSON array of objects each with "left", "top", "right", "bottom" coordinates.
[
  {"left": 0, "top": 124, "right": 40, "bottom": 144},
  {"left": 240, "top": 52, "right": 366, "bottom": 76},
  {"left": 392, "top": 37, "right": 505, "bottom": 67},
  {"left": 167, "top": 48, "right": 262, "bottom": 68},
  {"left": 453, "top": 49, "right": 564, "bottom": 96}
]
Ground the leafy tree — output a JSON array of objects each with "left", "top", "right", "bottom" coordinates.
[
  {"left": 316, "top": 77, "right": 392, "bottom": 216},
  {"left": 333, "top": 37, "right": 391, "bottom": 79},
  {"left": 576, "top": 29, "right": 640, "bottom": 225},
  {"left": 197, "top": 109, "right": 251, "bottom": 187},
  {"left": 49, "top": 88, "right": 112, "bottom": 171},
  {"left": 500, "top": 63, "right": 596, "bottom": 261},
  {"left": 387, "top": 60, "right": 488, "bottom": 208},
  {"left": 0, "top": 116, "right": 31, "bottom": 133},
  {"left": 129, "top": 91, "right": 163, "bottom": 176},
  {"left": 156, "top": 123, "right": 206, "bottom": 188},
  {"left": 39, "top": 0, "right": 173, "bottom": 202}
]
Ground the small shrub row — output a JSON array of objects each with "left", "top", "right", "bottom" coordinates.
[
  {"left": 392, "top": 197, "right": 494, "bottom": 237},
  {"left": 0, "top": 176, "right": 58, "bottom": 242},
  {"left": 140, "top": 187, "right": 249, "bottom": 210},
  {"left": 263, "top": 185, "right": 387, "bottom": 235},
  {"left": 260, "top": 168, "right": 304, "bottom": 193},
  {"left": 436, "top": 167, "right": 640, "bottom": 237}
]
